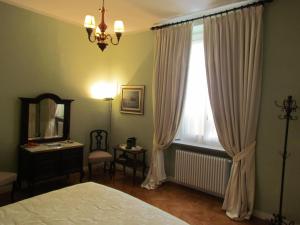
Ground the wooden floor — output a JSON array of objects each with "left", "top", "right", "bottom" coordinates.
[{"left": 0, "top": 170, "right": 267, "bottom": 225}]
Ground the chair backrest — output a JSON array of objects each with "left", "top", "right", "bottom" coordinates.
[{"left": 89, "top": 129, "right": 108, "bottom": 152}]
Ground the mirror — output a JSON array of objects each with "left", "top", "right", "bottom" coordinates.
[
  {"left": 20, "top": 93, "right": 73, "bottom": 144},
  {"left": 28, "top": 99, "right": 65, "bottom": 140}
]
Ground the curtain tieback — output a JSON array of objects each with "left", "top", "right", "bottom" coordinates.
[
  {"left": 232, "top": 141, "right": 256, "bottom": 163},
  {"left": 153, "top": 143, "right": 165, "bottom": 151}
]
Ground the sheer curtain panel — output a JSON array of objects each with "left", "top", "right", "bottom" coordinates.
[
  {"left": 142, "top": 23, "right": 192, "bottom": 190},
  {"left": 176, "top": 29, "right": 221, "bottom": 148},
  {"left": 203, "top": 5, "right": 263, "bottom": 220}
]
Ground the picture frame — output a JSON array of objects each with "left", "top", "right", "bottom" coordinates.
[{"left": 120, "top": 85, "right": 145, "bottom": 115}]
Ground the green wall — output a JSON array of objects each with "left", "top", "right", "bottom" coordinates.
[
  {"left": 0, "top": 1, "right": 153, "bottom": 171},
  {"left": 108, "top": 32, "right": 154, "bottom": 158},
  {"left": 256, "top": 0, "right": 300, "bottom": 222}
]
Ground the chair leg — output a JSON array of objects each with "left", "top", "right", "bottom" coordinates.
[
  {"left": 11, "top": 181, "right": 16, "bottom": 203},
  {"left": 109, "top": 161, "right": 113, "bottom": 179},
  {"left": 88, "top": 163, "right": 92, "bottom": 180},
  {"left": 123, "top": 165, "right": 126, "bottom": 175},
  {"left": 104, "top": 162, "right": 107, "bottom": 173}
]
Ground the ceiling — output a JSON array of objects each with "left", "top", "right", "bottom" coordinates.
[{"left": 0, "top": 0, "right": 248, "bottom": 32}]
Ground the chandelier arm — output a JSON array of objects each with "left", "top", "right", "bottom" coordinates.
[
  {"left": 88, "top": 35, "right": 97, "bottom": 43},
  {"left": 86, "top": 28, "right": 97, "bottom": 43},
  {"left": 106, "top": 34, "right": 120, "bottom": 45}
]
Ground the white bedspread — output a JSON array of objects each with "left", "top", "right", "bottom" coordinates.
[{"left": 0, "top": 182, "right": 188, "bottom": 225}]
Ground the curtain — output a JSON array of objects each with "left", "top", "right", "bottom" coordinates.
[
  {"left": 203, "top": 5, "right": 263, "bottom": 220},
  {"left": 142, "top": 23, "right": 192, "bottom": 190},
  {"left": 40, "top": 99, "right": 57, "bottom": 137},
  {"left": 28, "top": 104, "right": 37, "bottom": 138}
]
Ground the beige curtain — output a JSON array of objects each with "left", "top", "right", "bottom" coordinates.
[
  {"left": 28, "top": 104, "right": 37, "bottom": 138},
  {"left": 40, "top": 99, "right": 57, "bottom": 137},
  {"left": 203, "top": 5, "right": 263, "bottom": 220},
  {"left": 142, "top": 23, "right": 192, "bottom": 190}
]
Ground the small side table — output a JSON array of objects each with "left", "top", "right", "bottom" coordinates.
[{"left": 113, "top": 145, "right": 147, "bottom": 184}]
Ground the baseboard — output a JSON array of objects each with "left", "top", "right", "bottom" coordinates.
[
  {"left": 168, "top": 176, "right": 300, "bottom": 224},
  {"left": 253, "top": 211, "right": 299, "bottom": 225},
  {"left": 168, "top": 176, "right": 268, "bottom": 219},
  {"left": 114, "top": 164, "right": 144, "bottom": 177},
  {"left": 253, "top": 210, "right": 272, "bottom": 221},
  {"left": 167, "top": 176, "right": 175, "bottom": 182},
  {"left": 167, "top": 176, "right": 224, "bottom": 198},
  {"left": 83, "top": 164, "right": 144, "bottom": 178}
]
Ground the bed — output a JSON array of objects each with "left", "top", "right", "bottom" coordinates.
[{"left": 0, "top": 182, "right": 188, "bottom": 225}]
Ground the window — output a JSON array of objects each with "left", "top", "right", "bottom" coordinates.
[{"left": 175, "top": 25, "right": 222, "bottom": 150}]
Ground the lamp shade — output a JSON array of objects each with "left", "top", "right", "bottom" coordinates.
[
  {"left": 84, "top": 15, "right": 96, "bottom": 28},
  {"left": 114, "top": 20, "right": 124, "bottom": 33},
  {"left": 90, "top": 82, "right": 118, "bottom": 99}
]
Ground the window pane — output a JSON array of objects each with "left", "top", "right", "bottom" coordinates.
[{"left": 176, "top": 25, "right": 222, "bottom": 149}]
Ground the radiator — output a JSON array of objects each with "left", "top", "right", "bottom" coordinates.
[{"left": 174, "top": 149, "right": 231, "bottom": 197}]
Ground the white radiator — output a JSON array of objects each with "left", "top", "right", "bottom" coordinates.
[{"left": 174, "top": 149, "right": 231, "bottom": 197}]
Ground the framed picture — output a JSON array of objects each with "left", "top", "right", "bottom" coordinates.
[{"left": 120, "top": 85, "right": 145, "bottom": 115}]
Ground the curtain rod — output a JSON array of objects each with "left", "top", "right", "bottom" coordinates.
[{"left": 150, "top": 0, "right": 273, "bottom": 30}]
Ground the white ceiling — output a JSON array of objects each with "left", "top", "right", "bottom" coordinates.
[{"left": 0, "top": 0, "right": 248, "bottom": 32}]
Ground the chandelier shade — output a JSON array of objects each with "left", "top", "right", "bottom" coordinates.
[
  {"left": 114, "top": 21, "right": 124, "bottom": 33},
  {"left": 84, "top": 15, "right": 96, "bottom": 29},
  {"left": 84, "top": 0, "right": 124, "bottom": 51}
]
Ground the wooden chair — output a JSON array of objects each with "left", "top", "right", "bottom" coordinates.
[
  {"left": 0, "top": 172, "right": 17, "bottom": 202},
  {"left": 88, "top": 130, "right": 113, "bottom": 179}
]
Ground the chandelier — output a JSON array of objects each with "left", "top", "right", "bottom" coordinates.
[{"left": 84, "top": 0, "right": 124, "bottom": 51}]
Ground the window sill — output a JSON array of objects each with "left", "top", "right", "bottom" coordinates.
[
  {"left": 173, "top": 140, "right": 224, "bottom": 151},
  {"left": 172, "top": 141, "right": 230, "bottom": 159}
]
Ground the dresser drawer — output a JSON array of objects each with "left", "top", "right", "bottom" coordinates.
[
  {"left": 61, "top": 148, "right": 83, "bottom": 174},
  {"left": 19, "top": 143, "right": 84, "bottom": 186},
  {"left": 31, "top": 151, "right": 61, "bottom": 181}
]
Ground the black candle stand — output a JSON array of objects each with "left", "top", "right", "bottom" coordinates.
[{"left": 270, "top": 96, "right": 297, "bottom": 225}]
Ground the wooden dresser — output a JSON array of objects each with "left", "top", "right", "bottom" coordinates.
[
  {"left": 18, "top": 141, "right": 84, "bottom": 188},
  {"left": 18, "top": 93, "right": 84, "bottom": 190}
]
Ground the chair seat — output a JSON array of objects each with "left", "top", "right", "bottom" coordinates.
[
  {"left": 0, "top": 172, "right": 17, "bottom": 186},
  {"left": 88, "top": 150, "right": 113, "bottom": 164}
]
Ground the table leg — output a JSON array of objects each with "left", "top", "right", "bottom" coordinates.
[
  {"left": 123, "top": 153, "right": 127, "bottom": 175},
  {"left": 133, "top": 154, "right": 137, "bottom": 184},
  {"left": 142, "top": 152, "right": 146, "bottom": 179},
  {"left": 112, "top": 161, "right": 116, "bottom": 175},
  {"left": 113, "top": 148, "right": 116, "bottom": 175}
]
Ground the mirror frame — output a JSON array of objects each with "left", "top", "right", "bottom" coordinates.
[{"left": 19, "top": 93, "right": 73, "bottom": 144}]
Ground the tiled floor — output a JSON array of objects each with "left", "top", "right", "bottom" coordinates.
[{"left": 0, "top": 170, "right": 267, "bottom": 225}]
